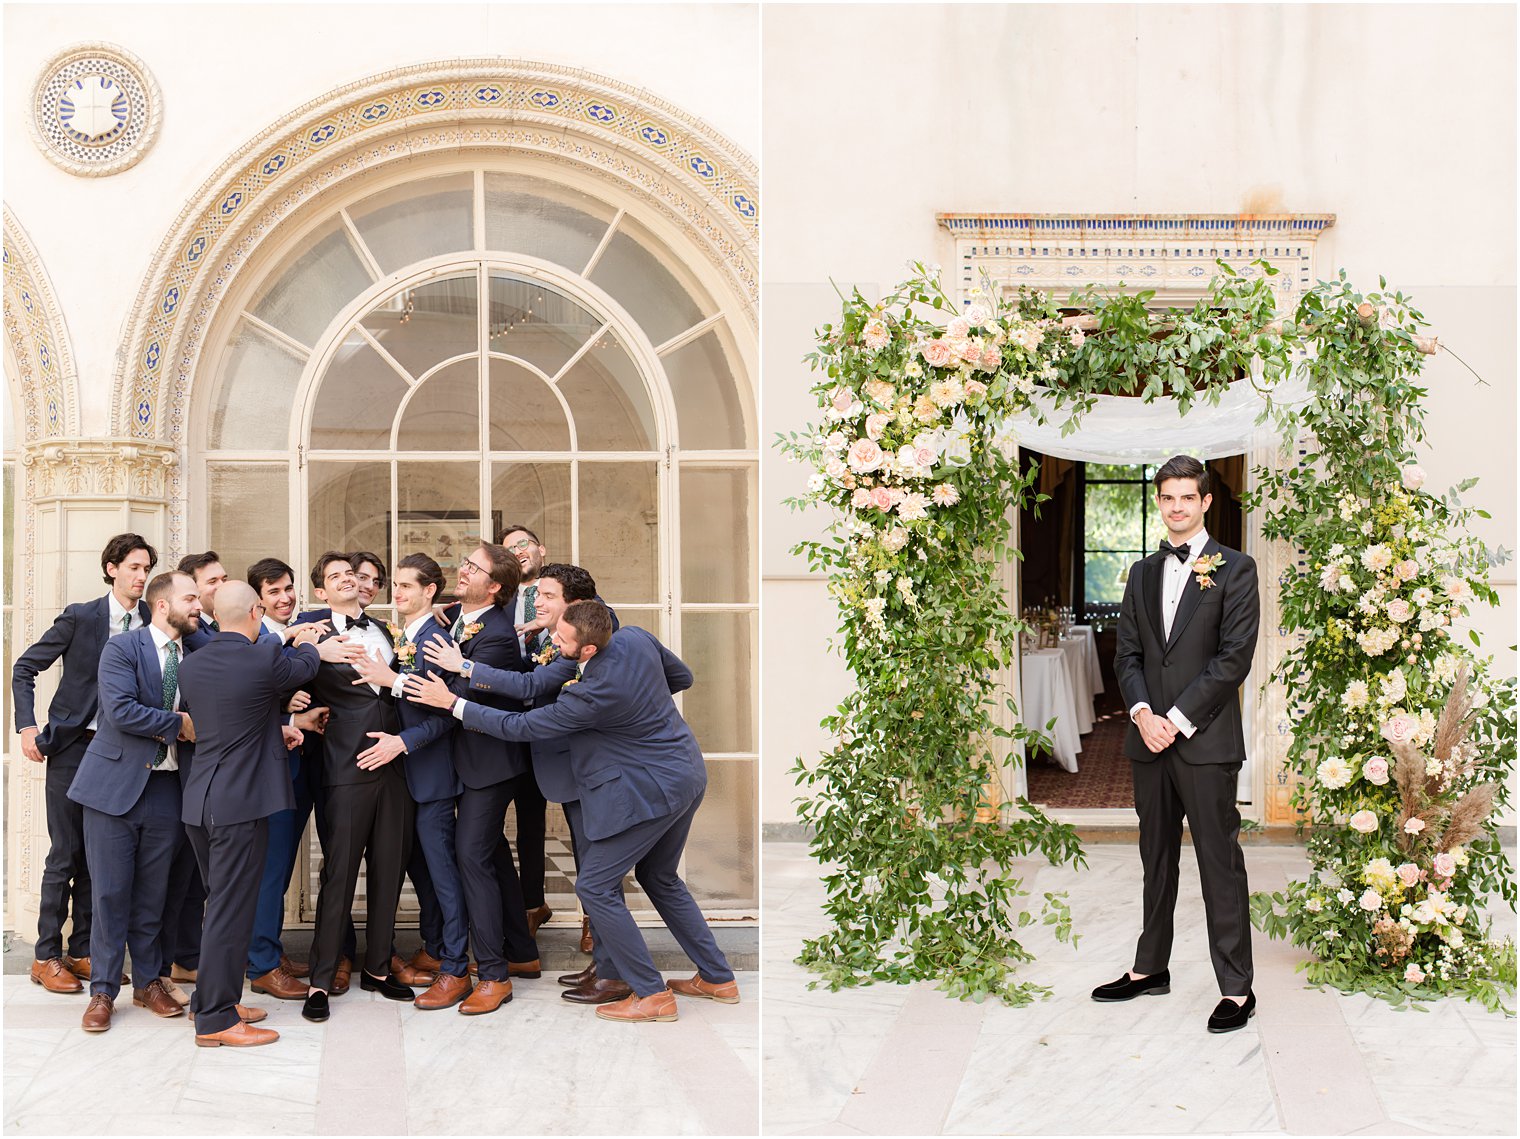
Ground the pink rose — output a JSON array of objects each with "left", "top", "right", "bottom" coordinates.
[
  {"left": 1362, "top": 757, "right": 1390, "bottom": 786},
  {"left": 913, "top": 446, "right": 937, "bottom": 469},
  {"left": 1432, "top": 852, "right": 1457, "bottom": 878},
  {"left": 865, "top": 413, "right": 891, "bottom": 440},
  {"left": 1395, "top": 559, "right": 1418, "bottom": 582},
  {"left": 1349, "top": 810, "right": 1379, "bottom": 834},
  {"left": 1380, "top": 715, "right": 1418, "bottom": 744},
  {"left": 847, "top": 438, "right": 883, "bottom": 473},
  {"left": 946, "top": 317, "right": 970, "bottom": 340},
  {"left": 1396, "top": 862, "right": 1421, "bottom": 887},
  {"left": 922, "top": 339, "right": 953, "bottom": 369},
  {"left": 870, "top": 486, "right": 894, "bottom": 511},
  {"left": 851, "top": 488, "right": 872, "bottom": 509},
  {"left": 1401, "top": 464, "right": 1427, "bottom": 491},
  {"left": 830, "top": 389, "right": 855, "bottom": 414},
  {"left": 1403, "top": 817, "right": 1426, "bottom": 835},
  {"left": 959, "top": 341, "right": 983, "bottom": 367},
  {"left": 1386, "top": 599, "right": 1412, "bottom": 624},
  {"left": 979, "top": 344, "right": 1002, "bottom": 371},
  {"left": 825, "top": 457, "right": 847, "bottom": 480}
]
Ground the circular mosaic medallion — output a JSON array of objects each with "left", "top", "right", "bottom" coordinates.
[{"left": 30, "top": 42, "right": 161, "bottom": 177}]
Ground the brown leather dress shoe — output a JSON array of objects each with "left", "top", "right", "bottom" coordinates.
[
  {"left": 63, "top": 955, "right": 92, "bottom": 981},
  {"left": 414, "top": 973, "right": 471, "bottom": 1010},
  {"left": 408, "top": 949, "right": 442, "bottom": 974},
  {"left": 558, "top": 964, "right": 596, "bottom": 987},
  {"left": 133, "top": 979, "right": 185, "bottom": 1017},
  {"left": 31, "top": 958, "right": 83, "bottom": 994},
  {"left": 332, "top": 957, "right": 352, "bottom": 996},
  {"left": 562, "top": 978, "right": 634, "bottom": 1005},
  {"left": 170, "top": 964, "right": 198, "bottom": 984},
  {"left": 458, "top": 979, "right": 513, "bottom": 1015},
  {"left": 595, "top": 989, "right": 678, "bottom": 1023},
  {"left": 579, "top": 916, "right": 594, "bottom": 955},
  {"left": 668, "top": 973, "right": 741, "bottom": 1004},
  {"left": 81, "top": 993, "right": 114, "bottom": 1032},
  {"left": 390, "top": 954, "right": 436, "bottom": 988},
  {"left": 196, "top": 1021, "right": 279, "bottom": 1048},
  {"left": 281, "top": 953, "right": 311, "bottom": 978},
  {"left": 507, "top": 959, "right": 542, "bottom": 979},
  {"left": 250, "top": 965, "right": 309, "bottom": 1000},
  {"left": 237, "top": 1003, "right": 268, "bottom": 1023},
  {"left": 526, "top": 903, "right": 553, "bottom": 937}
]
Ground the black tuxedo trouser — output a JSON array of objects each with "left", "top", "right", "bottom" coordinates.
[
  {"left": 1131, "top": 752, "right": 1253, "bottom": 994},
  {"left": 309, "top": 770, "right": 414, "bottom": 991},
  {"left": 82, "top": 771, "right": 181, "bottom": 997},
  {"left": 456, "top": 782, "right": 538, "bottom": 981},
  {"left": 37, "top": 738, "right": 92, "bottom": 961},
  {"left": 307, "top": 736, "right": 358, "bottom": 963},
  {"left": 510, "top": 771, "right": 548, "bottom": 909},
  {"left": 187, "top": 817, "right": 268, "bottom": 1035},
  {"left": 574, "top": 792, "right": 733, "bottom": 997}
]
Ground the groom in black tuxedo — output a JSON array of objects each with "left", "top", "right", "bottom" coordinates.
[{"left": 1095, "top": 455, "right": 1260, "bottom": 1033}]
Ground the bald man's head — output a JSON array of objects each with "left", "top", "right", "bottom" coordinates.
[{"left": 214, "top": 579, "right": 262, "bottom": 637}]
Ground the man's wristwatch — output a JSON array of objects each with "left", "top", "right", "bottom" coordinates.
[{"left": 460, "top": 660, "right": 474, "bottom": 678}]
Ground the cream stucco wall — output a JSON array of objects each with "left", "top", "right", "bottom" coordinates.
[
  {"left": 760, "top": 4, "right": 1517, "bottom": 826},
  {"left": 3, "top": 2, "right": 759, "bottom": 437}
]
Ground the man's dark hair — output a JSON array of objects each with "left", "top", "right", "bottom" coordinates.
[
  {"left": 1153, "top": 455, "right": 1211, "bottom": 497},
  {"left": 348, "top": 550, "right": 388, "bottom": 587},
  {"left": 475, "top": 542, "right": 521, "bottom": 605},
  {"left": 309, "top": 550, "right": 353, "bottom": 592},
  {"left": 247, "top": 557, "right": 296, "bottom": 593},
  {"left": 101, "top": 533, "right": 157, "bottom": 585},
  {"left": 562, "top": 599, "right": 614, "bottom": 652},
  {"left": 144, "top": 571, "right": 187, "bottom": 609},
  {"left": 396, "top": 552, "right": 445, "bottom": 603},
  {"left": 496, "top": 523, "right": 541, "bottom": 546},
  {"left": 176, "top": 550, "right": 223, "bottom": 581},
  {"left": 539, "top": 563, "right": 597, "bottom": 603}
]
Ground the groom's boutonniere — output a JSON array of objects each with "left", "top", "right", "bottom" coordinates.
[
  {"left": 457, "top": 621, "right": 485, "bottom": 643},
  {"left": 533, "top": 640, "right": 559, "bottom": 666},
  {"left": 1193, "top": 553, "right": 1226, "bottom": 590}
]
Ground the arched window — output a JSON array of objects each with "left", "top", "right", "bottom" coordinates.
[{"left": 195, "top": 165, "right": 756, "bottom": 913}]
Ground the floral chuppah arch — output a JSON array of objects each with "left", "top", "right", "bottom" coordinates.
[{"left": 780, "top": 263, "right": 1516, "bottom": 1008}]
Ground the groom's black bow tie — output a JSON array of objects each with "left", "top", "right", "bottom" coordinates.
[
  {"left": 1159, "top": 541, "right": 1192, "bottom": 563},
  {"left": 344, "top": 613, "right": 371, "bottom": 631}
]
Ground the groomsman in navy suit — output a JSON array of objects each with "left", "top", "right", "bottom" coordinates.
[
  {"left": 408, "top": 601, "right": 738, "bottom": 1023},
  {"left": 68, "top": 571, "right": 203, "bottom": 1032},
  {"left": 349, "top": 553, "right": 470, "bottom": 1009},
  {"left": 420, "top": 563, "right": 625, "bottom": 1001},
  {"left": 178, "top": 581, "right": 324, "bottom": 1046},
  {"left": 245, "top": 557, "right": 330, "bottom": 1000},
  {"left": 12, "top": 533, "right": 156, "bottom": 994},
  {"left": 434, "top": 542, "right": 538, "bottom": 1016}
]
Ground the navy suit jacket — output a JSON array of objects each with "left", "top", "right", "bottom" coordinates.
[
  {"left": 461, "top": 654, "right": 579, "bottom": 802},
  {"left": 12, "top": 595, "right": 152, "bottom": 759},
  {"left": 442, "top": 601, "right": 532, "bottom": 789},
  {"left": 460, "top": 627, "right": 703, "bottom": 841},
  {"left": 391, "top": 615, "right": 462, "bottom": 804},
  {"left": 177, "top": 632, "right": 321, "bottom": 826},
  {"left": 67, "top": 626, "right": 193, "bottom": 817}
]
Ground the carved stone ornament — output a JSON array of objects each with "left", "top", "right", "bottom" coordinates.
[
  {"left": 29, "top": 42, "right": 162, "bottom": 177},
  {"left": 22, "top": 439, "right": 179, "bottom": 500}
]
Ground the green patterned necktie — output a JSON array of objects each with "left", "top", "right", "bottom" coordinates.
[
  {"left": 152, "top": 643, "right": 179, "bottom": 768},
  {"left": 523, "top": 584, "right": 539, "bottom": 653},
  {"left": 451, "top": 611, "right": 466, "bottom": 639},
  {"left": 120, "top": 613, "right": 131, "bottom": 634}
]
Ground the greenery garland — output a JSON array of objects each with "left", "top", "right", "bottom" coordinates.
[{"left": 779, "top": 262, "right": 1515, "bottom": 1009}]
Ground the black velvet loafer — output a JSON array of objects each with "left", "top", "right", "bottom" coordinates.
[
  {"left": 360, "top": 972, "right": 415, "bottom": 1001},
  {"left": 300, "top": 990, "right": 330, "bottom": 1022},
  {"left": 1207, "top": 991, "right": 1256, "bottom": 1033},
  {"left": 1091, "top": 968, "right": 1171, "bottom": 1002}
]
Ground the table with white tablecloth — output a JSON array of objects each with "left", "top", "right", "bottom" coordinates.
[{"left": 1019, "top": 625, "right": 1105, "bottom": 774}]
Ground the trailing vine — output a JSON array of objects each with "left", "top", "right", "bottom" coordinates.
[{"left": 780, "top": 261, "right": 1514, "bottom": 1009}]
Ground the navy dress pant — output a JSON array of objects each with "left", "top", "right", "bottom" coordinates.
[{"left": 37, "top": 737, "right": 92, "bottom": 961}]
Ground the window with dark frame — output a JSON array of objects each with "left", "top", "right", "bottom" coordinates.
[{"left": 1076, "top": 462, "right": 1161, "bottom": 621}]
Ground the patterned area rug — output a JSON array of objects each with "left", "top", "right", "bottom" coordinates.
[{"left": 1026, "top": 710, "right": 1135, "bottom": 810}]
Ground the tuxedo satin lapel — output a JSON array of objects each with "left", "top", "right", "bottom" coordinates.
[
  {"left": 1165, "top": 538, "right": 1220, "bottom": 650},
  {"left": 1142, "top": 554, "right": 1165, "bottom": 645}
]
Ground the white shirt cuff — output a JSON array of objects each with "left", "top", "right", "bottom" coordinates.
[
  {"left": 1166, "top": 706, "right": 1197, "bottom": 738},
  {"left": 390, "top": 676, "right": 408, "bottom": 698},
  {"left": 451, "top": 698, "right": 469, "bottom": 722},
  {"left": 1128, "top": 701, "right": 1151, "bottom": 722}
]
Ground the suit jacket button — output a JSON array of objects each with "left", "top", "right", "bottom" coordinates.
[{"left": 1162, "top": 660, "right": 1171, "bottom": 668}]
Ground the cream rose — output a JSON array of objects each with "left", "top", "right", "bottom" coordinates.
[
  {"left": 1404, "top": 962, "right": 1425, "bottom": 984},
  {"left": 1362, "top": 757, "right": 1390, "bottom": 786},
  {"left": 1349, "top": 810, "right": 1379, "bottom": 834},
  {"left": 1386, "top": 599, "right": 1412, "bottom": 624},
  {"left": 1403, "top": 817, "right": 1426, "bottom": 836},
  {"left": 1401, "top": 464, "right": 1427, "bottom": 491},
  {"left": 1380, "top": 714, "right": 1418, "bottom": 744},
  {"left": 1358, "top": 888, "right": 1383, "bottom": 912},
  {"left": 921, "top": 339, "right": 953, "bottom": 369},
  {"left": 1432, "top": 851, "right": 1457, "bottom": 878},
  {"left": 851, "top": 488, "right": 872, "bottom": 509},
  {"left": 1396, "top": 862, "right": 1422, "bottom": 887},
  {"left": 865, "top": 412, "right": 891, "bottom": 440},
  {"left": 978, "top": 345, "right": 1002, "bottom": 372}
]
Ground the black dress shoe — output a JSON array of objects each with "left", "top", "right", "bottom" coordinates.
[
  {"left": 1207, "top": 991, "right": 1256, "bottom": 1033},
  {"left": 360, "top": 972, "right": 415, "bottom": 1001},
  {"left": 1091, "top": 969, "right": 1171, "bottom": 1002},
  {"left": 301, "top": 990, "right": 330, "bottom": 1022}
]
